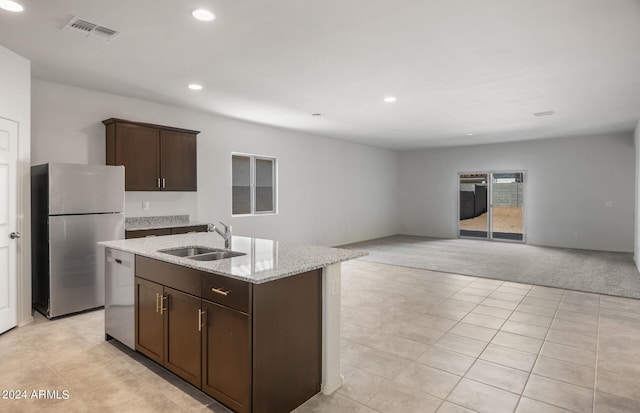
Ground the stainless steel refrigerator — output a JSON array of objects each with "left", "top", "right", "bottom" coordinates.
[{"left": 31, "top": 163, "right": 125, "bottom": 319}]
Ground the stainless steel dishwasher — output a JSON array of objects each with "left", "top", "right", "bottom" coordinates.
[{"left": 105, "top": 248, "right": 135, "bottom": 350}]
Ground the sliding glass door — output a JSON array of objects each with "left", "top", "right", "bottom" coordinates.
[
  {"left": 490, "top": 172, "right": 524, "bottom": 241},
  {"left": 458, "top": 174, "right": 489, "bottom": 239},
  {"left": 458, "top": 171, "right": 524, "bottom": 242}
]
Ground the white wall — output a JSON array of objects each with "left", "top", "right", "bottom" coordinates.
[
  {"left": 0, "top": 45, "right": 31, "bottom": 326},
  {"left": 197, "top": 116, "right": 400, "bottom": 245},
  {"left": 34, "top": 79, "right": 634, "bottom": 253},
  {"left": 32, "top": 80, "right": 199, "bottom": 218},
  {"left": 634, "top": 120, "right": 640, "bottom": 267},
  {"left": 400, "top": 133, "right": 635, "bottom": 252},
  {"left": 31, "top": 79, "right": 400, "bottom": 246}
]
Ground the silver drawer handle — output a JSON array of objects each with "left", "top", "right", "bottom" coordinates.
[{"left": 211, "top": 287, "right": 230, "bottom": 296}]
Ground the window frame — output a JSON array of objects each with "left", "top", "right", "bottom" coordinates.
[{"left": 231, "top": 152, "right": 277, "bottom": 217}]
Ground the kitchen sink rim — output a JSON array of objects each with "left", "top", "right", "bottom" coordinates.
[{"left": 157, "top": 245, "right": 246, "bottom": 261}]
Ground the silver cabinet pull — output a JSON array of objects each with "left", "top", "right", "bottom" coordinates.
[
  {"left": 198, "top": 309, "right": 205, "bottom": 332},
  {"left": 211, "top": 287, "right": 230, "bottom": 296},
  {"left": 9, "top": 232, "right": 21, "bottom": 239},
  {"left": 157, "top": 178, "right": 161, "bottom": 188},
  {"left": 162, "top": 178, "right": 166, "bottom": 188},
  {"left": 155, "top": 293, "right": 160, "bottom": 313},
  {"left": 160, "top": 295, "right": 168, "bottom": 314}
]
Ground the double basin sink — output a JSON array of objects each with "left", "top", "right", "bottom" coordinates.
[{"left": 158, "top": 246, "right": 245, "bottom": 261}]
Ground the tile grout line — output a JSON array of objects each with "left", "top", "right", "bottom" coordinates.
[
  {"left": 348, "top": 261, "right": 623, "bottom": 413},
  {"left": 345, "top": 267, "right": 603, "bottom": 412},
  {"left": 342, "top": 273, "right": 504, "bottom": 370},
  {"left": 444, "top": 282, "right": 531, "bottom": 413},
  {"left": 592, "top": 297, "right": 601, "bottom": 413},
  {"left": 433, "top": 289, "right": 549, "bottom": 364},
  {"left": 511, "top": 288, "right": 568, "bottom": 413},
  {"left": 419, "top": 275, "right": 507, "bottom": 412}
]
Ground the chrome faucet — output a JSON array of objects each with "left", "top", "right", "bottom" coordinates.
[{"left": 209, "top": 221, "right": 232, "bottom": 249}]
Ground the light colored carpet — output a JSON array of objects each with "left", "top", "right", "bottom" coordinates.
[{"left": 341, "top": 235, "right": 640, "bottom": 299}]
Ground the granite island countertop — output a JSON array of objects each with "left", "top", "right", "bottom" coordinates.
[{"left": 100, "top": 232, "right": 367, "bottom": 284}]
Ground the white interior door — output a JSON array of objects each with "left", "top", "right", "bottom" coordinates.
[{"left": 0, "top": 117, "right": 18, "bottom": 334}]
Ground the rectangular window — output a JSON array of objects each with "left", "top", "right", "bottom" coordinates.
[
  {"left": 232, "top": 154, "right": 277, "bottom": 215},
  {"left": 232, "top": 155, "right": 251, "bottom": 215}
]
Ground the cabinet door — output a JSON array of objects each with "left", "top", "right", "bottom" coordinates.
[
  {"left": 135, "top": 277, "right": 164, "bottom": 363},
  {"left": 252, "top": 269, "right": 322, "bottom": 413},
  {"left": 164, "top": 287, "right": 202, "bottom": 387},
  {"left": 201, "top": 300, "right": 251, "bottom": 413},
  {"left": 115, "top": 123, "right": 160, "bottom": 191},
  {"left": 160, "top": 130, "right": 197, "bottom": 191}
]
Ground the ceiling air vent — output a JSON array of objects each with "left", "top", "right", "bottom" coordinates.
[
  {"left": 92, "top": 26, "right": 118, "bottom": 40},
  {"left": 63, "top": 16, "right": 119, "bottom": 42},
  {"left": 533, "top": 110, "right": 555, "bottom": 117},
  {"left": 67, "top": 19, "right": 96, "bottom": 33}
]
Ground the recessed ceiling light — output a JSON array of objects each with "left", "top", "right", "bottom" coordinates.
[
  {"left": 466, "top": 133, "right": 474, "bottom": 136},
  {"left": 387, "top": 130, "right": 402, "bottom": 134},
  {"left": 188, "top": 84, "right": 203, "bottom": 90},
  {"left": 192, "top": 9, "right": 215, "bottom": 21},
  {"left": 383, "top": 96, "right": 397, "bottom": 103},
  {"left": 311, "top": 113, "right": 322, "bottom": 117},
  {"left": 0, "top": 0, "right": 24, "bottom": 12}
]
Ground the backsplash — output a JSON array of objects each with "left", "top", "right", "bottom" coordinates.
[{"left": 124, "top": 191, "right": 197, "bottom": 220}]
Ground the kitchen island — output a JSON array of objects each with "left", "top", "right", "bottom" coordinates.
[{"left": 100, "top": 232, "right": 365, "bottom": 413}]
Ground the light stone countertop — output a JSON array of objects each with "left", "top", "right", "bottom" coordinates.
[
  {"left": 125, "top": 215, "right": 209, "bottom": 231},
  {"left": 99, "top": 232, "right": 367, "bottom": 284}
]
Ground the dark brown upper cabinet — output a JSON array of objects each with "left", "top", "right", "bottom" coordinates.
[{"left": 103, "top": 118, "right": 199, "bottom": 191}]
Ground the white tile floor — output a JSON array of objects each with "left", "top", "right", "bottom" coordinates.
[
  {"left": 2, "top": 259, "right": 640, "bottom": 412},
  {"left": 296, "top": 260, "right": 640, "bottom": 413}
]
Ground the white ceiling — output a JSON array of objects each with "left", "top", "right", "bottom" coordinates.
[{"left": 1, "top": 0, "right": 639, "bottom": 150}]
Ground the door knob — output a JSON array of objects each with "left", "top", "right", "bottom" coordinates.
[{"left": 9, "top": 232, "right": 21, "bottom": 239}]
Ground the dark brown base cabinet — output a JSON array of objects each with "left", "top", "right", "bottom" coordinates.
[
  {"left": 134, "top": 256, "right": 322, "bottom": 413},
  {"left": 128, "top": 228, "right": 171, "bottom": 239},
  {"left": 126, "top": 224, "right": 208, "bottom": 239},
  {"left": 135, "top": 277, "right": 164, "bottom": 363},
  {"left": 134, "top": 279, "right": 202, "bottom": 387},
  {"left": 202, "top": 300, "right": 251, "bottom": 413}
]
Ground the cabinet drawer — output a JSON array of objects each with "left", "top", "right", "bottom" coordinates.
[
  {"left": 136, "top": 256, "right": 201, "bottom": 297},
  {"left": 202, "top": 274, "right": 251, "bottom": 313}
]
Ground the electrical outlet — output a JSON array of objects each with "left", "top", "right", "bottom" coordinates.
[
  {"left": 605, "top": 201, "right": 613, "bottom": 208},
  {"left": 142, "top": 201, "right": 150, "bottom": 211}
]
